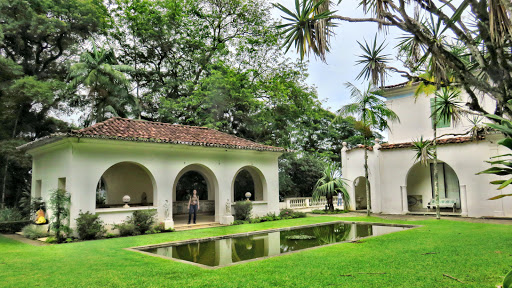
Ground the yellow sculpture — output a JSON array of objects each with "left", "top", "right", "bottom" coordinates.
[{"left": 35, "top": 209, "right": 46, "bottom": 224}]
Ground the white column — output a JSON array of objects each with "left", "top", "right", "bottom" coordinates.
[
  {"left": 401, "top": 185, "right": 408, "bottom": 214},
  {"left": 372, "top": 140, "right": 382, "bottom": 213},
  {"left": 216, "top": 238, "right": 233, "bottom": 266},
  {"left": 267, "top": 232, "right": 281, "bottom": 257},
  {"left": 460, "top": 185, "right": 468, "bottom": 217}
]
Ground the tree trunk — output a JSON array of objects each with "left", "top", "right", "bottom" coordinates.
[
  {"left": 364, "top": 136, "right": 371, "bottom": 216},
  {"left": 327, "top": 195, "right": 334, "bottom": 211},
  {"left": 433, "top": 97, "right": 441, "bottom": 220},
  {"left": 0, "top": 162, "right": 8, "bottom": 209},
  {"left": 0, "top": 108, "right": 20, "bottom": 209}
]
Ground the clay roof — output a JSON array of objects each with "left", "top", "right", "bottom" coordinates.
[
  {"left": 18, "top": 118, "right": 285, "bottom": 152},
  {"left": 380, "top": 136, "right": 483, "bottom": 150}
]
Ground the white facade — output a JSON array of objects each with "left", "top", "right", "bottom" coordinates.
[
  {"left": 342, "top": 84, "right": 512, "bottom": 217},
  {"left": 26, "top": 137, "right": 281, "bottom": 228}
]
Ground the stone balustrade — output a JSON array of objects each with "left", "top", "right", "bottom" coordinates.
[{"left": 283, "top": 196, "right": 340, "bottom": 209}]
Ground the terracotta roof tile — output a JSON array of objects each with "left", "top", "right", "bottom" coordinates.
[
  {"left": 380, "top": 136, "right": 483, "bottom": 150},
  {"left": 20, "top": 118, "right": 285, "bottom": 152}
]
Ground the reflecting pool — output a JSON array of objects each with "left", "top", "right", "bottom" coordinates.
[{"left": 136, "top": 222, "right": 411, "bottom": 268}]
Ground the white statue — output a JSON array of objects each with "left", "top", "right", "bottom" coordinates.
[
  {"left": 226, "top": 199, "right": 232, "bottom": 215},
  {"left": 163, "top": 200, "right": 170, "bottom": 219}
]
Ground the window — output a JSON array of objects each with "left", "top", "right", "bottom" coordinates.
[
  {"left": 430, "top": 98, "right": 450, "bottom": 128},
  {"left": 58, "top": 177, "right": 66, "bottom": 191}
]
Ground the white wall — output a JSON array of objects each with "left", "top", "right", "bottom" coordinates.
[
  {"left": 101, "top": 162, "right": 154, "bottom": 205},
  {"left": 29, "top": 138, "right": 281, "bottom": 227},
  {"left": 384, "top": 87, "right": 496, "bottom": 144},
  {"left": 343, "top": 135, "right": 511, "bottom": 217}
]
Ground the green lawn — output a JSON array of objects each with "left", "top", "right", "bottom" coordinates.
[{"left": 1, "top": 216, "right": 510, "bottom": 287}]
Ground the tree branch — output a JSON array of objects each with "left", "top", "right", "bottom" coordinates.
[{"left": 329, "top": 15, "right": 393, "bottom": 26}]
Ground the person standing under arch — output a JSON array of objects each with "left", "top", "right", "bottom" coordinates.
[{"left": 188, "top": 189, "right": 200, "bottom": 224}]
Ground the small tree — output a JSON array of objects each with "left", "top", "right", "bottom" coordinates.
[
  {"left": 48, "top": 188, "right": 71, "bottom": 242},
  {"left": 312, "top": 161, "right": 350, "bottom": 211},
  {"left": 336, "top": 83, "right": 398, "bottom": 216}
]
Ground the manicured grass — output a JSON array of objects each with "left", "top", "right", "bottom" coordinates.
[{"left": 1, "top": 216, "right": 511, "bottom": 287}]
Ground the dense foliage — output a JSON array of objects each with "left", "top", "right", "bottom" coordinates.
[
  {"left": 234, "top": 201, "right": 253, "bottom": 221},
  {"left": 130, "top": 210, "right": 157, "bottom": 235},
  {"left": 478, "top": 114, "right": 512, "bottom": 199},
  {"left": 21, "top": 225, "right": 48, "bottom": 240},
  {"left": 75, "top": 211, "right": 106, "bottom": 240},
  {"left": 276, "top": 0, "right": 512, "bottom": 120},
  {"left": 0, "top": 0, "right": 373, "bottom": 208}
]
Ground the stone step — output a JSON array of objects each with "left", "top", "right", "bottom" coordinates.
[{"left": 174, "top": 222, "right": 226, "bottom": 231}]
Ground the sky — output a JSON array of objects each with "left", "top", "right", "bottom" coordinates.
[{"left": 271, "top": 0, "right": 408, "bottom": 112}]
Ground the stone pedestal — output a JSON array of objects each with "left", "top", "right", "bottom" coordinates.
[
  {"left": 164, "top": 219, "right": 174, "bottom": 230},
  {"left": 220, "top": 215, "right": 234, "bottom": 225}
]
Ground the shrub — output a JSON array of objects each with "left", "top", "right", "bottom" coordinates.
[
  {"left": 234, "top": 201, "right": 252, "bottom": 221},
  {"left": 115, "top": 222, "right": 139, "bottom": 237},
  {"left": 278, "top": 209, "right": 306, "bottom": 219},
  {"left": 105, "top": 233, "right": 116, "bottom": 238},
  {"left": 279, "top": 209, "right": 294, "bottom": 218},
  {"left": 292, "top": 211, "right": 307, "bottom": 218},
  {"left": 250, "top": 218, "right": 262, "bottom": 223},
  {"left": 75, "top": 211, "right": 106, "bottom": 240},
  {"left": 0, "top": 207, "right": 30, "bottom": 233},
  {"left": 21, "top": 225, "right": 48, "bottom": 240},
  {"left": 0, "top": 207, "right": 25, "bottom": 222},
  {"left": 310, "top": 209, "right": 347, "bottom": 215},
  {"left": 45, "top": 236, "right": 57, "bottom": 244},
  {"left": 232, "top": 220, "right": 249, "bottom": 225},
  {"left": 131, "top": 210, "right": 156, "bottom": 234},
  {"left": 156, "top": 222, "right": 165, "bottom": 231}
]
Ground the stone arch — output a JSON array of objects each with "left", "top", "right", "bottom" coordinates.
[
  {"left": 231, "top": 166, "right": 267, "bottom": 202},
  {"left": 353, "top": 176, "right": 369, "bottom": 210},
  {"left": 172, "top": 164, "right": 219, "bottom": 215},
  {"left": 95, "top": 161, "right": 157, "bottom": 209},
  {"left": 406, "top": 160, "right": 461, "bottom": 211}
]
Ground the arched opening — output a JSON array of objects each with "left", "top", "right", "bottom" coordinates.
[
  {"left": 95, "top": 162, "right": 156, "bottom": 209},
  {"left": 406, "top": 161, "right": 461, "bottom": 212},
  {"left": 353, "top": 176, "right": 369, "bottom": 210},
  {"left": 175, "top": 171, "right": 208, "bottom": 201},
  {"left": 232, "top": 166, "right": 267, "bottom": 202},
  {"left": 172, "top": 164, "right": 218, "bottom": 223}
]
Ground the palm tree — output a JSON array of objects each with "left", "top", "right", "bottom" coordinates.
[
  {"left": 336, "top": 82, "right": 399, "bottom": 216},
  {"left": 430, "top": 87, "right": 468, "bottom": 219},
  {"left": 412, "top": 87, "right": 466, "bottom": 219},
  {"left": 69, "top": 42, "right": 136, "bottom": 126},
  {"left": 312, "top": 161, "right": 350, "bottom": 212},
  {"left": 274, "top": 0, "right": 335, "bottom": 62}
]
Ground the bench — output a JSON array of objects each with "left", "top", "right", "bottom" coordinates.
[{"left": 427, "top": 198, "right": 457, "bottom": 213}]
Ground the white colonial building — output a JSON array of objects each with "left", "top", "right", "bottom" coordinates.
[
  {"left": 18, "top": 118, "right": 283, "bottom": 228},
  {"left": 342, "top": 82, "right": 512, "bottom": 218}
]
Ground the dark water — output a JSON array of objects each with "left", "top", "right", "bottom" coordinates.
[{"left": 140, "top": 222, "right": 408, "bottom": 267}]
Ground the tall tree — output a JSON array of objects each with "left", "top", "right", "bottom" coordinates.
[
  {"left": 336, "top": 83, "right": 399, "bottom": 216},
  {"left": 69, "top": 43, "right": 135, "bottom": 126},
  {"left": 0, "top": 0, "right": 107, "bottom": 208}
]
